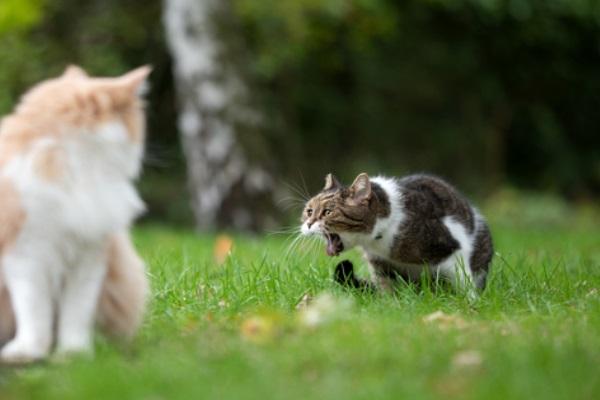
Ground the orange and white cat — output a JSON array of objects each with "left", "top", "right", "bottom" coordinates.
[{"left": 0, "top": 65, "right": 151, "bottom": 363}]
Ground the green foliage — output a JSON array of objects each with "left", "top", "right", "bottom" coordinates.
[
  {"left": 231, "top": 0, "right": 600, "bottom": 197},
  {"left": 0, "top": 0, "right": 45, "bottom": 34},
  {"left": 2, "top": 219, "right": 600, "bottom": 399},
  {"left": 0, "top": 0, "right": 598, "bottom": 224},
  {"left": 234, "top": 0, "right": 397, "bottom": 77}
]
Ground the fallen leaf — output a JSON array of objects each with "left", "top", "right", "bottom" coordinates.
[
  {"left": 295, "top": 293, "right": 313, "bottom": 310},
  {"left": 452, "top": 350, "right": 483, "bottom": 369},
  {"left": 298, "top": 293, "right": 353, "bottom": 328},
  {"left": 240, "top": 314, "right": 279, "bottom": 343},
  {"left": 213, "top": 234, "right": 233, "bottom": 265},
  {"left": 499, "top": 322, "right": 519, "bottom": 336},
  {"left": 422, "top": 310, "right": 468, "bottom": 330},
  {"left": 432, "top": 375, "right": 472, "bottom": 398},
  {"left": 182, "top": 319, "right": 198, "bottom": 335}
]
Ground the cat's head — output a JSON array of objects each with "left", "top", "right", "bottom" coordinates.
[
  {"left": 2, "top": 65, "right": 151, "bottom": 175},
  {"left": 17, "top": 65, "right": 150, "bottom": 138},
  {"left": 301, "top": 173, "right": 381, "bottom": 256}
]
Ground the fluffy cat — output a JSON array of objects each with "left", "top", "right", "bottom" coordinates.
[
  {"left": 0, "top": 65, "right": 151, "bottom": 363},
  {"left": 301, "top": 173, "right": 493, "bottom": 296}
]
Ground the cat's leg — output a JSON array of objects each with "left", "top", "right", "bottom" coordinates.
[
  {"left": 55, "top": 250, "right": 107, "bottom": 355},
  {"left": 435, "top": 251, "right": 478, "bottom": 300},
  {"left": 1, "top": 253, "right": 53, "bottom": 363},
  {"left": 367, "top": 257, "right": 419, "bottom": 294},
  {"left": 334, "top": 260, "right": 375, "bottom": 291},
  {"left": 469, "top": 221, "right": 494, "bottom": 291},
  {"left": 334, "top": 258, "right": 391, "bottom": 292},
  {"left": 438, "top": 217, "right": 480, "bottom": 300}
]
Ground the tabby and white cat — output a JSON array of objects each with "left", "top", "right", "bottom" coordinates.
[
  {"left": 0, "top": 65, "right": 150, "bottom": 363},
  {"left": 301, "top": 173, "right": 493, "bottom": 295}
]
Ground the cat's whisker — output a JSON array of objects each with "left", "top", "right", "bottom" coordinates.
[
  {"left": 281, "top": 180, "right": 309, "bottom": 202},
  {"left": 276, "top": 196, "right": 306, "bottom": 206},
  {"left": 291, "top": 234, "right": 316, "bottom": 261},
  {"left": 306, "top": 235, "right": 320, "bottom": 257},
  {"left": 276, "top": 197, "right": 307, "bottom": 212},
  {"left": 297, "top": 170, "right": 311, "bottom": 200},
  {"left": 142, "top": 144, "right": 181, "bottom": 168},
  {"left": 298, "top": 236, "right": 319, "bottom": 260},
  {"left": 278, "top": 231, "right": 300, "bottom": 255},
  {"left": 267, "top": 225, "right": 300, "bottom": 236},
  {"left": 283, "top": 233, "right": 305, "bottom": 260}
]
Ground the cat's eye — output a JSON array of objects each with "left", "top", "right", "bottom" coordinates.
[
  {"left": 323, "top": 209, "right": 332, "bottom": 216},
  {"left": 306, "top": 208, "right": 313, "bottom": 217}
]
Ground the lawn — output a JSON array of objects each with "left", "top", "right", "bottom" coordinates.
[{"left": 1, "top": 205, "right": 599, "bottom": 399}]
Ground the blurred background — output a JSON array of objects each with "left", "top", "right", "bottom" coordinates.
[{"left": 1, "top": 0, "right": 599, "bottom": 231}]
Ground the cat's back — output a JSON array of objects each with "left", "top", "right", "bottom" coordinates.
[{"left": 397, "top": 174, "right": 475, "bottom": 232}]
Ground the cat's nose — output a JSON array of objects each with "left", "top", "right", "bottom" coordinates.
[{"left": 307, "top": 220, "right": 314, "bottom": 228}]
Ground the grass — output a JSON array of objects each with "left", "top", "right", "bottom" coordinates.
[{"left": 1, "top": 214, "right": 599, "bottom": 399}]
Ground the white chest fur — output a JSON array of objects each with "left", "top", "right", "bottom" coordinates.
[
  {"left": 339, "top": 176, "right": 405, "bottom": 259},
  {"left": 3, "top": 120, "right": 145, "bottom": 244}
]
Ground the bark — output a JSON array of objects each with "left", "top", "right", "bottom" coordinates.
[{"left": 164, "top": 0, "right": 277, "bottom": 231}]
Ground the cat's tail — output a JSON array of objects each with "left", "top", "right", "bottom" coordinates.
[
  {"left": 334, "top": 260, "right": 374, "bottom": 291},
  {"left": 0, "top": 284, "right": 15, "bottom": 346},
  {"left": 97, "top": 232, "right": 149, "bottom": 339}
]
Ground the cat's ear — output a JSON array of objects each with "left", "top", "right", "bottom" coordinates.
[
  {"left": 62, "top": 65, "right": 88, "bottom": 79},
  {"left": 117, "top": 65, "right": 152, "bottom": 96},
  {"left": 323, "top": 173, "right": 341, "bottom": 191},
  {"left": 103, "top": 66, "right": 152, "bottom": 106},
  {"left": 349, "top": 173, "right": 371, "bottom": 203}
]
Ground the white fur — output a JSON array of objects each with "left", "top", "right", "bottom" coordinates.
[
  {"left": 339, "top": 176, "right": 405, "bottom": 258},
  {"left": 471, "top": 210, "right": 489, "bottom": 289},
  {"left": 301, "top": 220, "right": 323, "bottom": 236},
  {"left": 0, "top": 120, "right": 144, "bottom": 362},
  {"left": 434, "top": 216, "right": 477, "bottom": 299}
]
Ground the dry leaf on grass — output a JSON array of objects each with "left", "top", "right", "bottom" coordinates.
[
  {"left": 298, "top": 293, "right": 353, "bottom": 328},
  {"left": 240, "top": 314, "right": 279, "bottom": 343},
  {"left": 422, "top": 310, "right": 468, "bottom": 330},
  {"left": 452, "top": 350, "right": 483, "bottom": 369},
  {"left": 218, "top": 299, "right": 229, "bottom": 308},
  {"left": 213, "top": 234, "right": 233, "bottom": 265},
  {"left": 432, "top": 375, "right": 473, "bottom": 398},
  {"left": 295, "top": 293, "right": 313, "bottom": 310},
  {"left": 432, "top": 350, "right": 483, "bottom": 397}
]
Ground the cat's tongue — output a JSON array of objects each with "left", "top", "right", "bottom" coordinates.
[{"left": 326, "top": 233, "right": 344, "bottom": 257}]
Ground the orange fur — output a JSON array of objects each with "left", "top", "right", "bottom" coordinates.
[
  {"left": 97, "top": 233, "right": 149, "bottom": 339},
  {"left": 0, "top": 65, "right": 150, "bottom": 169},
  {"left": 0, "top": 178, "right": 25, "bottom": 344},
  {"left": 33, "top": 145, "right": 65, "bottom": 182}
]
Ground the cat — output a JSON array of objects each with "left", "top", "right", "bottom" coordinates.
[
  {"left": 0, "top": 65, "right": 151, "bottom": 363},
  {"left": 301, "top": 173, "right": 493, "bottom": 296}
]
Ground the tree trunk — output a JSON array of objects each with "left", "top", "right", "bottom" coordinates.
[{"left": 164, "top": 0, "right": 277, "bottom": 231}]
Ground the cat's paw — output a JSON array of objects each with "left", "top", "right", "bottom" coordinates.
[
  {"left": 334, "top": 260, "right": 355, "bottom": 286},
  {"left": 0, "top": 339, "right": 49, "bottom": 364},
  {"left": 55, "top": 336, "right": 93, "bottom": 359},
  {"left": 52, "top": 347, "right": 93, "bottom": 364}
]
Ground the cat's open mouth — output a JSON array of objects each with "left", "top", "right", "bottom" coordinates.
[{"left": 325, "top": 233, "right": 344, "bottom": 256}]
